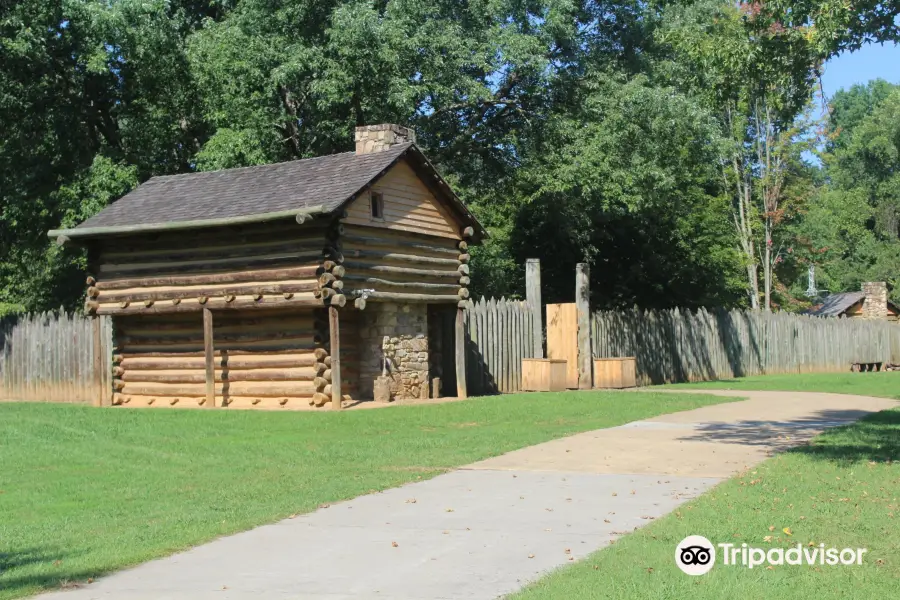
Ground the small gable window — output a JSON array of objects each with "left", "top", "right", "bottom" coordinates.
[{"left": 370, "top": 191, "right": 384, "bottom": 220}]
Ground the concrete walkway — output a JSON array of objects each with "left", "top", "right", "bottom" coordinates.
[{"left": 39, "top": 390, "right": 897, "bottom": 600}]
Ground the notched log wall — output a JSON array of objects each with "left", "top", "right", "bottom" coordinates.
[
  {"left": 338, "top": 225, "right": 469, "bottom": 305},
  {"left": 87, "top": 221, "right": 330, "bottom": 316},
  {"left": 113, "top": 309, "right": 334, "bottom": 409}
]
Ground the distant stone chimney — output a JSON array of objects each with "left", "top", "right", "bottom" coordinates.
[
  {"left": 861, "top": 281, "right": 889, "bottom": 319},
  {"left": 355, "top": 124, "right": 416, "bottom": 155}
]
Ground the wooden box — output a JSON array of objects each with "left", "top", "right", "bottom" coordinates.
[
  {"left": 594, "top": 357, "right": 637, "bottom": 389},
  {"left": 522, "top": 359, "right": 568, "bottom": 392}
]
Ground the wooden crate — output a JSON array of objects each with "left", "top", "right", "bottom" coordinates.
[
  {"left": 593, "top": 357, "right": 636, "bottom": 389},
  {"left": 522, "top": 359, "right": 568, "bottom": 392}
]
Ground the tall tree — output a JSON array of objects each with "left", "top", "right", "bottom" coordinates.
[{"left": 658, "top": 0, "right": 818, "bottom": 309}]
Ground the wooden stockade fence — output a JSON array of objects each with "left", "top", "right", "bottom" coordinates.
[
  {"left": 463, "top": 297, "right": 538, "bottom": 395},
  {"left": 0, "top": 312, "right": 113, "bottom": 403},
  {"left": 592, "top": 307, "right": 900, "bottom": 386}
]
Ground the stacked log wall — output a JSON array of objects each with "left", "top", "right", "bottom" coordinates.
[
  {"left": 88, "top": 221, "right": 331, "bottom": 316},
  {"left": 339, "top": 224, "right": 469, "bottom": 306},
  {"left": 113, "top": 309, "right": 331, "bottom": 409}
]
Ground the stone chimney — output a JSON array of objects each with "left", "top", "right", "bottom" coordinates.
[
  {"left": 355, "top": 124, "right": 416, "bottom": 155},
  {"left": 861, "top": 281, "right": 889, "bottom": 319}
]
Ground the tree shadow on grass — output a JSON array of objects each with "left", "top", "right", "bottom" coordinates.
[
  {"left": 0, "top": 547, "right": 98, "bottom": 597},
  {"left": 673, "top": 408, "right": 900, "bottom": 464},
  {"left": 788, "top": 409, "right": 900, "bottom": 464}
]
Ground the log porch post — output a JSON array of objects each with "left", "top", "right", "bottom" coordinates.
[
  {"left": 329, "top": 306, "right": 342, "bottom": 410},
  {"left": 203, "top": 307, "right": 216, "bottom": 407},
  {"left": 455, "top": 307, "right": 467, "bottom": 399},
  {"left": 92, "top": 315, "right": 103, "bottom": 407}
]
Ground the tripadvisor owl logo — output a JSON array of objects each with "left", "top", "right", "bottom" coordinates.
[
  {"left": 675, "top": 535, "right": 716, "bottom": 575},
  {"left": 675, "top": 535, "right": 868, "bottom": 574}
]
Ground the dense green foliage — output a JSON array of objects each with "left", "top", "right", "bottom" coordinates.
[
  {"left": 1, "top": 0, "right": 898, "bottom": 311},
  {"left": 785, "top": 80, "right": 900, "bottom": 303}
]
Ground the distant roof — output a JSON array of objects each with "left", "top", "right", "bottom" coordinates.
[
  {"left": 49, "top": 143, "right": 485, "bottom": 240},
  {"left": 805, "top": 292, "right": 865, "bottom": 316}
]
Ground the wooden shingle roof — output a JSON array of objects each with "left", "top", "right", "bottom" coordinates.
[
  {"left": 50, "top": 143, "right": 485, "bottom": 240},
  {"left": 805, "top": 292, "right": 865, "bottom": 316}
]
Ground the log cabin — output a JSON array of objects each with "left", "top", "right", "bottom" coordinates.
[
  {"left": 48, "top": 124, "right": 486, "bottom": 409},
  {"left": 805, "top": 282, "right": 899, "bottom": 321}
]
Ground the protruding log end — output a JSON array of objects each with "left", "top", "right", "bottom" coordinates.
[
  {"left": 458, "top": 264, "right": 470, "bottom": 275},
  {"left": 458, "top": 240, "right": 468, "bottom": 251},
  {"left": 314, "top": 348, "right": 329, "bottom": 361},
  {"left": 86, "top": 275, "right": 96, "bottom": 286},
  {"left": 87, "top": 286, "right": 100, "bottom": 298},
  {"left": 198, "top": 296, "right": 209, "bottom": 304},
  {"left": 458, "top": 288, "right": 470, "bottom": 299},
  {"left": 330, "top": 294, "right": 347, "bottom": 308},
  {"left": 331, "top": 280, "right": 345, "bottom": 291},
  {"left": 458, "top": 253, "right": 470, "bottom": 263},
  {"left": 331, "top": 265, "right": 346, "bottom": 278},
  {"left": 313, "top": 362, "right": 327, "bottom": 375},
  {"left": 323, "top": 260, "right": 337, "bottom": 272},
  {"left": 143, "top": 299, "right": 154, "bottom": 307},
  {"left": 319, "top": 273, "right": 336, "bottom": 286},
  {"left": 354, "top": 297, "right": 367, "bottom": 311},
  {"left": 458, "top": 300, "right": 469, "bottom": 309},
  {"left": 461, "top": 226, "right": 475, "bottom": 238},
  {"left": 85, "top": 301, "right": 99, "bottom": 314},
  {"left": 459, "top": 276, "right": 471, "bottom": 286},
  {"left": 314, "top": 376, "right": 328, "bottom": 390},
  {"left": 313, "top": 392, "right": 330, "bottom": 407}
]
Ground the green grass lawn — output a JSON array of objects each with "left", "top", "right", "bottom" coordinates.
[
  {"left": 512, "top": 377, "right": 900, "bottom": 600},
  {"left": 0, "top": 390, "right": 733, "bottom": 599},
  {"left": 665, "top": 371, "right": 900, "bottom": 399}
]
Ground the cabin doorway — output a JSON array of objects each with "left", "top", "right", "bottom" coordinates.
[{"left": 427, "top": 305, "right": 457, "bottom": 398}]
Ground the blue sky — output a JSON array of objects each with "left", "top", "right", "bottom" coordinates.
[{"left": 820, "top": 42, "right": 900, "bottom": 103}]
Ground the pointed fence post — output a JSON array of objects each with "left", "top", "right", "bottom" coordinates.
[
  {"left": 576, "top": 263, "right": 592, "bottom": 389},
  {"left": 525, "top": 258, "right": 543, "bottom": 358}
]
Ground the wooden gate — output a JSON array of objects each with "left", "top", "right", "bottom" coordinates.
[{"left": 546, "top": 303, "right": 578, "bottom": 389}]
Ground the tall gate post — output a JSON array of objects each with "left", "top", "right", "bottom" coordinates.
[
  {"left": 526, "top": 258, "right": 543, "bottom": 358},
  {"left": 576, "top": 263, "right": 592, "bottom": 389}
]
